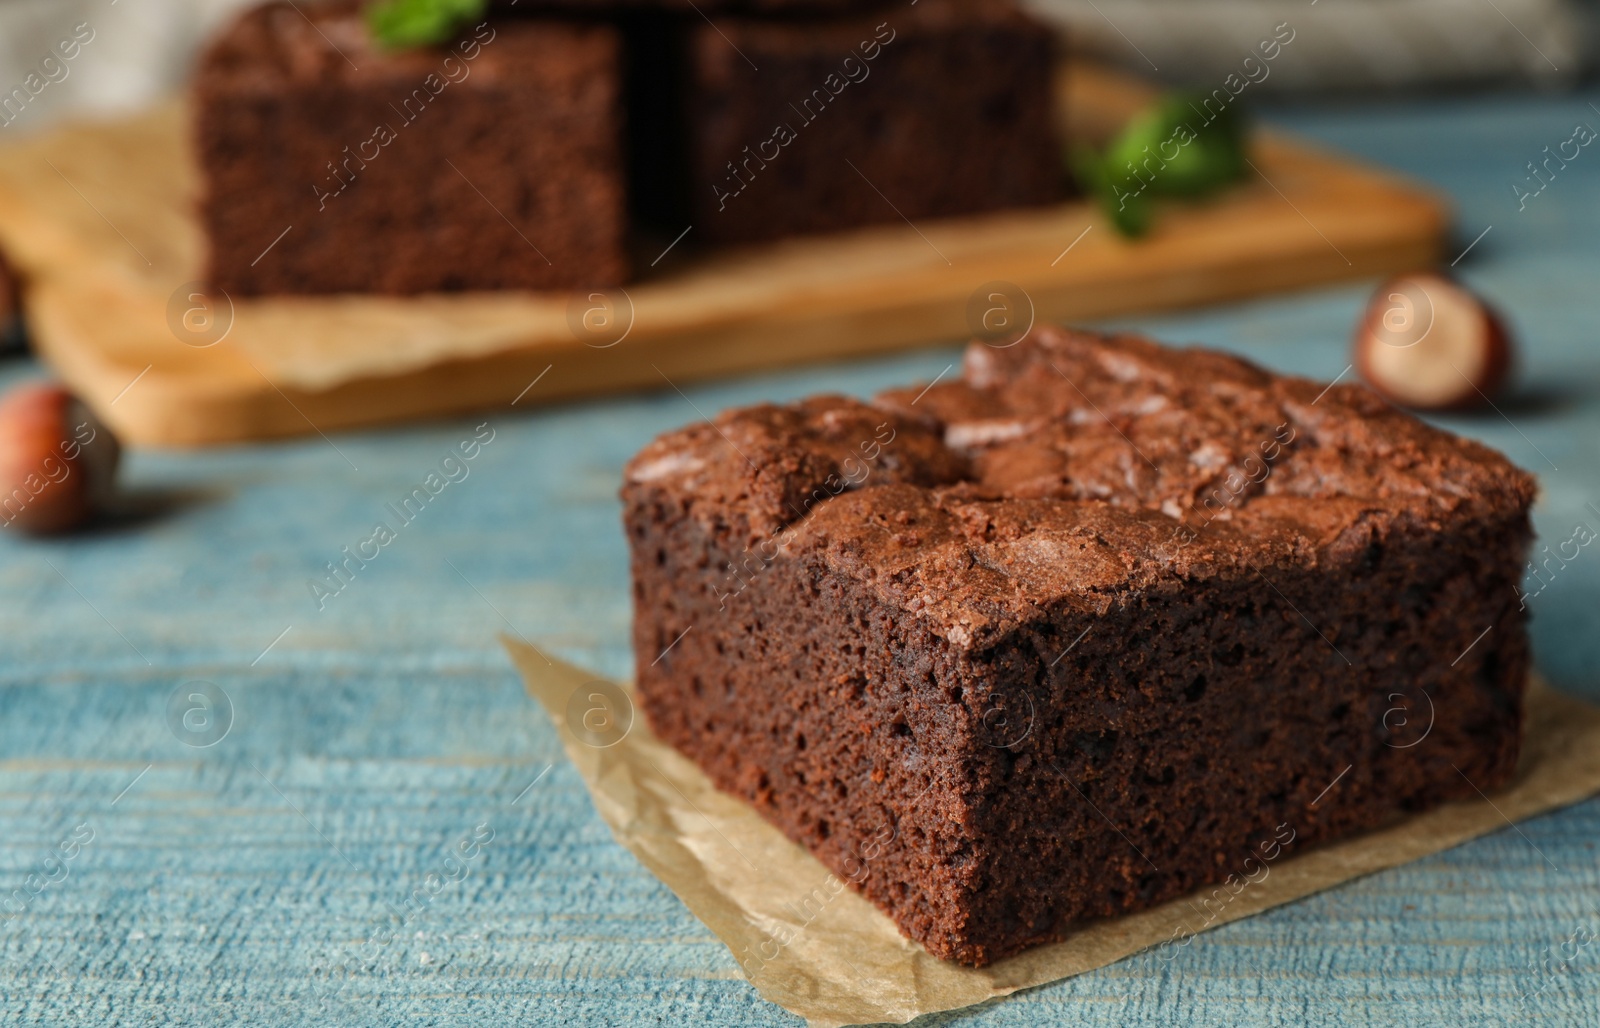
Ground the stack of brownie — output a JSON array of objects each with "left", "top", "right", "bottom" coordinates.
[
  {"left": 623, "top": 325, "right": 1535, "bottom": 965},
  {"left": 196, "top": 0, "right": 1062, "bottom": 295}
]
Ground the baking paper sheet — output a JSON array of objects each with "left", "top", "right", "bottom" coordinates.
[{"left": 504, "top": 638, "right": 1600, "bottom": 1027}]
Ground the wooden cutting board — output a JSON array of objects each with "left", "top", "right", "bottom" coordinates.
[{"left": 0, "top": 64, "right": 1448, "bottom": 447}]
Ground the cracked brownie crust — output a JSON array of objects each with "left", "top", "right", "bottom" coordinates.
[{"left": 622, "top": 326, "right": 1536, "bottom": 965}]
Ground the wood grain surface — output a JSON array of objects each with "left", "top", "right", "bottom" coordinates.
[
  {"left": 0, "top": 64, "right": 1448, "bottom": 446},
  {"left": 0, "top": 73, "right": 1596, "bottom": 1024}
]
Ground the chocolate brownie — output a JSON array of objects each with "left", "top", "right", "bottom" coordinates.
[
  {"left": 196, "top": 1, "right": 627, "bottom": 295},
  {"left": 623, "top": 325, "right": 1535, "bottom": 966},
  {"left": 677, "top": 0, "right": 1063, "bottom": 244}
]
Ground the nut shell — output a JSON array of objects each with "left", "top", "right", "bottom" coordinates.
[
  {"left": 0, "top": 383, "right": 120, "bottom": 534},
  {"left": 1352, "top": 273, "right": 1512, "bottom": 411}
]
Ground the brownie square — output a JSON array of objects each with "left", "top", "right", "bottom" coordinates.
[
  {"left": 196, "top": 2, "right": 627, "bottom": 295},
  {"left": 622, "top": 326, "right": 1535, "bottom": 965},
  {"left": 680, "top": 0, "right": 1063, "bottom": 244}
]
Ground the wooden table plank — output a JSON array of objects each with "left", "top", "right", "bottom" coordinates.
[{"left": 0, "top": 80, "right": 1595, "bottom": 1028}]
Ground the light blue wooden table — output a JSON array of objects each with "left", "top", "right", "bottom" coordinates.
[{"left": 3, "top": 84, "right": 1600, "bottom": 1026}]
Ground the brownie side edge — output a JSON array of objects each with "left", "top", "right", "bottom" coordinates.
[{"left": 620, "top": 329, "right": 1537, "bottom": 965}]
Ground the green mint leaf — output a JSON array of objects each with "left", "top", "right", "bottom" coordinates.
[
  {"left": 1138, "top": 94, "right": 1248, "bottom": 197},
  {"left": 1071, "top": 91, "right": 1250, "bottom": 238},
  {"left": 1071, "top": 143, "right": 1150, "bottom": 239},
  {"left": 367, "top": 0, "right": 487, "bottom": 50}
]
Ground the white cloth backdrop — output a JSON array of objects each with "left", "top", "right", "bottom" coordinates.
[
  {"left": 1025, "top": 0, "right": 1596, "bottom": 91},
  {"left": 0, "top": 0, "right": 257, "bottom": 136}
]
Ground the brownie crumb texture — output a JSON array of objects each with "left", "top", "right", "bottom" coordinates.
[
  {"left": 196, "top": 1, "right": 629, "bottom": 295},
  {"left": 623, "top": 325, "right": 1536, "bottom": 966},
  {"left": 683, "top": 0, "right": 1062, "bottom": 243}
]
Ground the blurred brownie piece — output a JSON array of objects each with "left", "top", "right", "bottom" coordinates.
[
  {"left": 681, "top": 0, "right": 1062, "bottom": 244},
  {"left": 622, "top": 325, "right": 1535, "bottom": 965},
  {"left": 196, "top": 1, "right": 627, "bottom": 295}
]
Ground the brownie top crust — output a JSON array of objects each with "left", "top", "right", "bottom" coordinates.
[
  {"left": 625, "top": 327, "right": 1537, "bottom": 647},
  {"left": 198, "top": 1, "right": 615, "bottom": 91}
]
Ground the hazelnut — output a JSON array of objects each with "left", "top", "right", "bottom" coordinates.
[
  {"left": 1352, "top": 273, "right": 1513, "bottom": 411},
  {"left": 0, "top": 383, "right": 120, "bottom": 534}
]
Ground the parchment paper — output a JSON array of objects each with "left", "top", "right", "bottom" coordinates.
[{"left": 504, "top": 638, "right": 1600, "bottom": 1027}]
